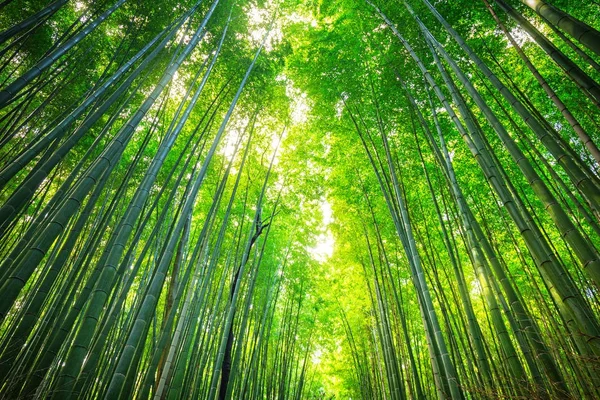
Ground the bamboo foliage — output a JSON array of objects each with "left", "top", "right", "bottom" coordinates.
[{"left": 1, "top": 0, "right": 600, "bottom": 398}]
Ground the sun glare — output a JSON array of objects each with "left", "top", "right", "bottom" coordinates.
[
  {"left": 244, "top": 1, "right": 283, "bottom": 52},
  {"left": 285, "top": 79, "right": 312, "bottom": 124},
  {"left": 310, "top": 199, "right": 335, "bottom": 262}
]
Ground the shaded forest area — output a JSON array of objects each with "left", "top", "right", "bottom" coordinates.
[{"left": 1, "top": 0, "right": 600, "bottom": 398}]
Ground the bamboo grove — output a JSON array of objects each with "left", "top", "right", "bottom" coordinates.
[{"left": 0, "top": 0, "right": 599, "bottom": 399}]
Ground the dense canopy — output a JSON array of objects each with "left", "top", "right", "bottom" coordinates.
[{"left": 1, "top": 0, "right": 600, "bottom": 398}]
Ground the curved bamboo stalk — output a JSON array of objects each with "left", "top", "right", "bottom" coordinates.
[{"left": 520, "top": 0, "right": 600, "bottom": 57}]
